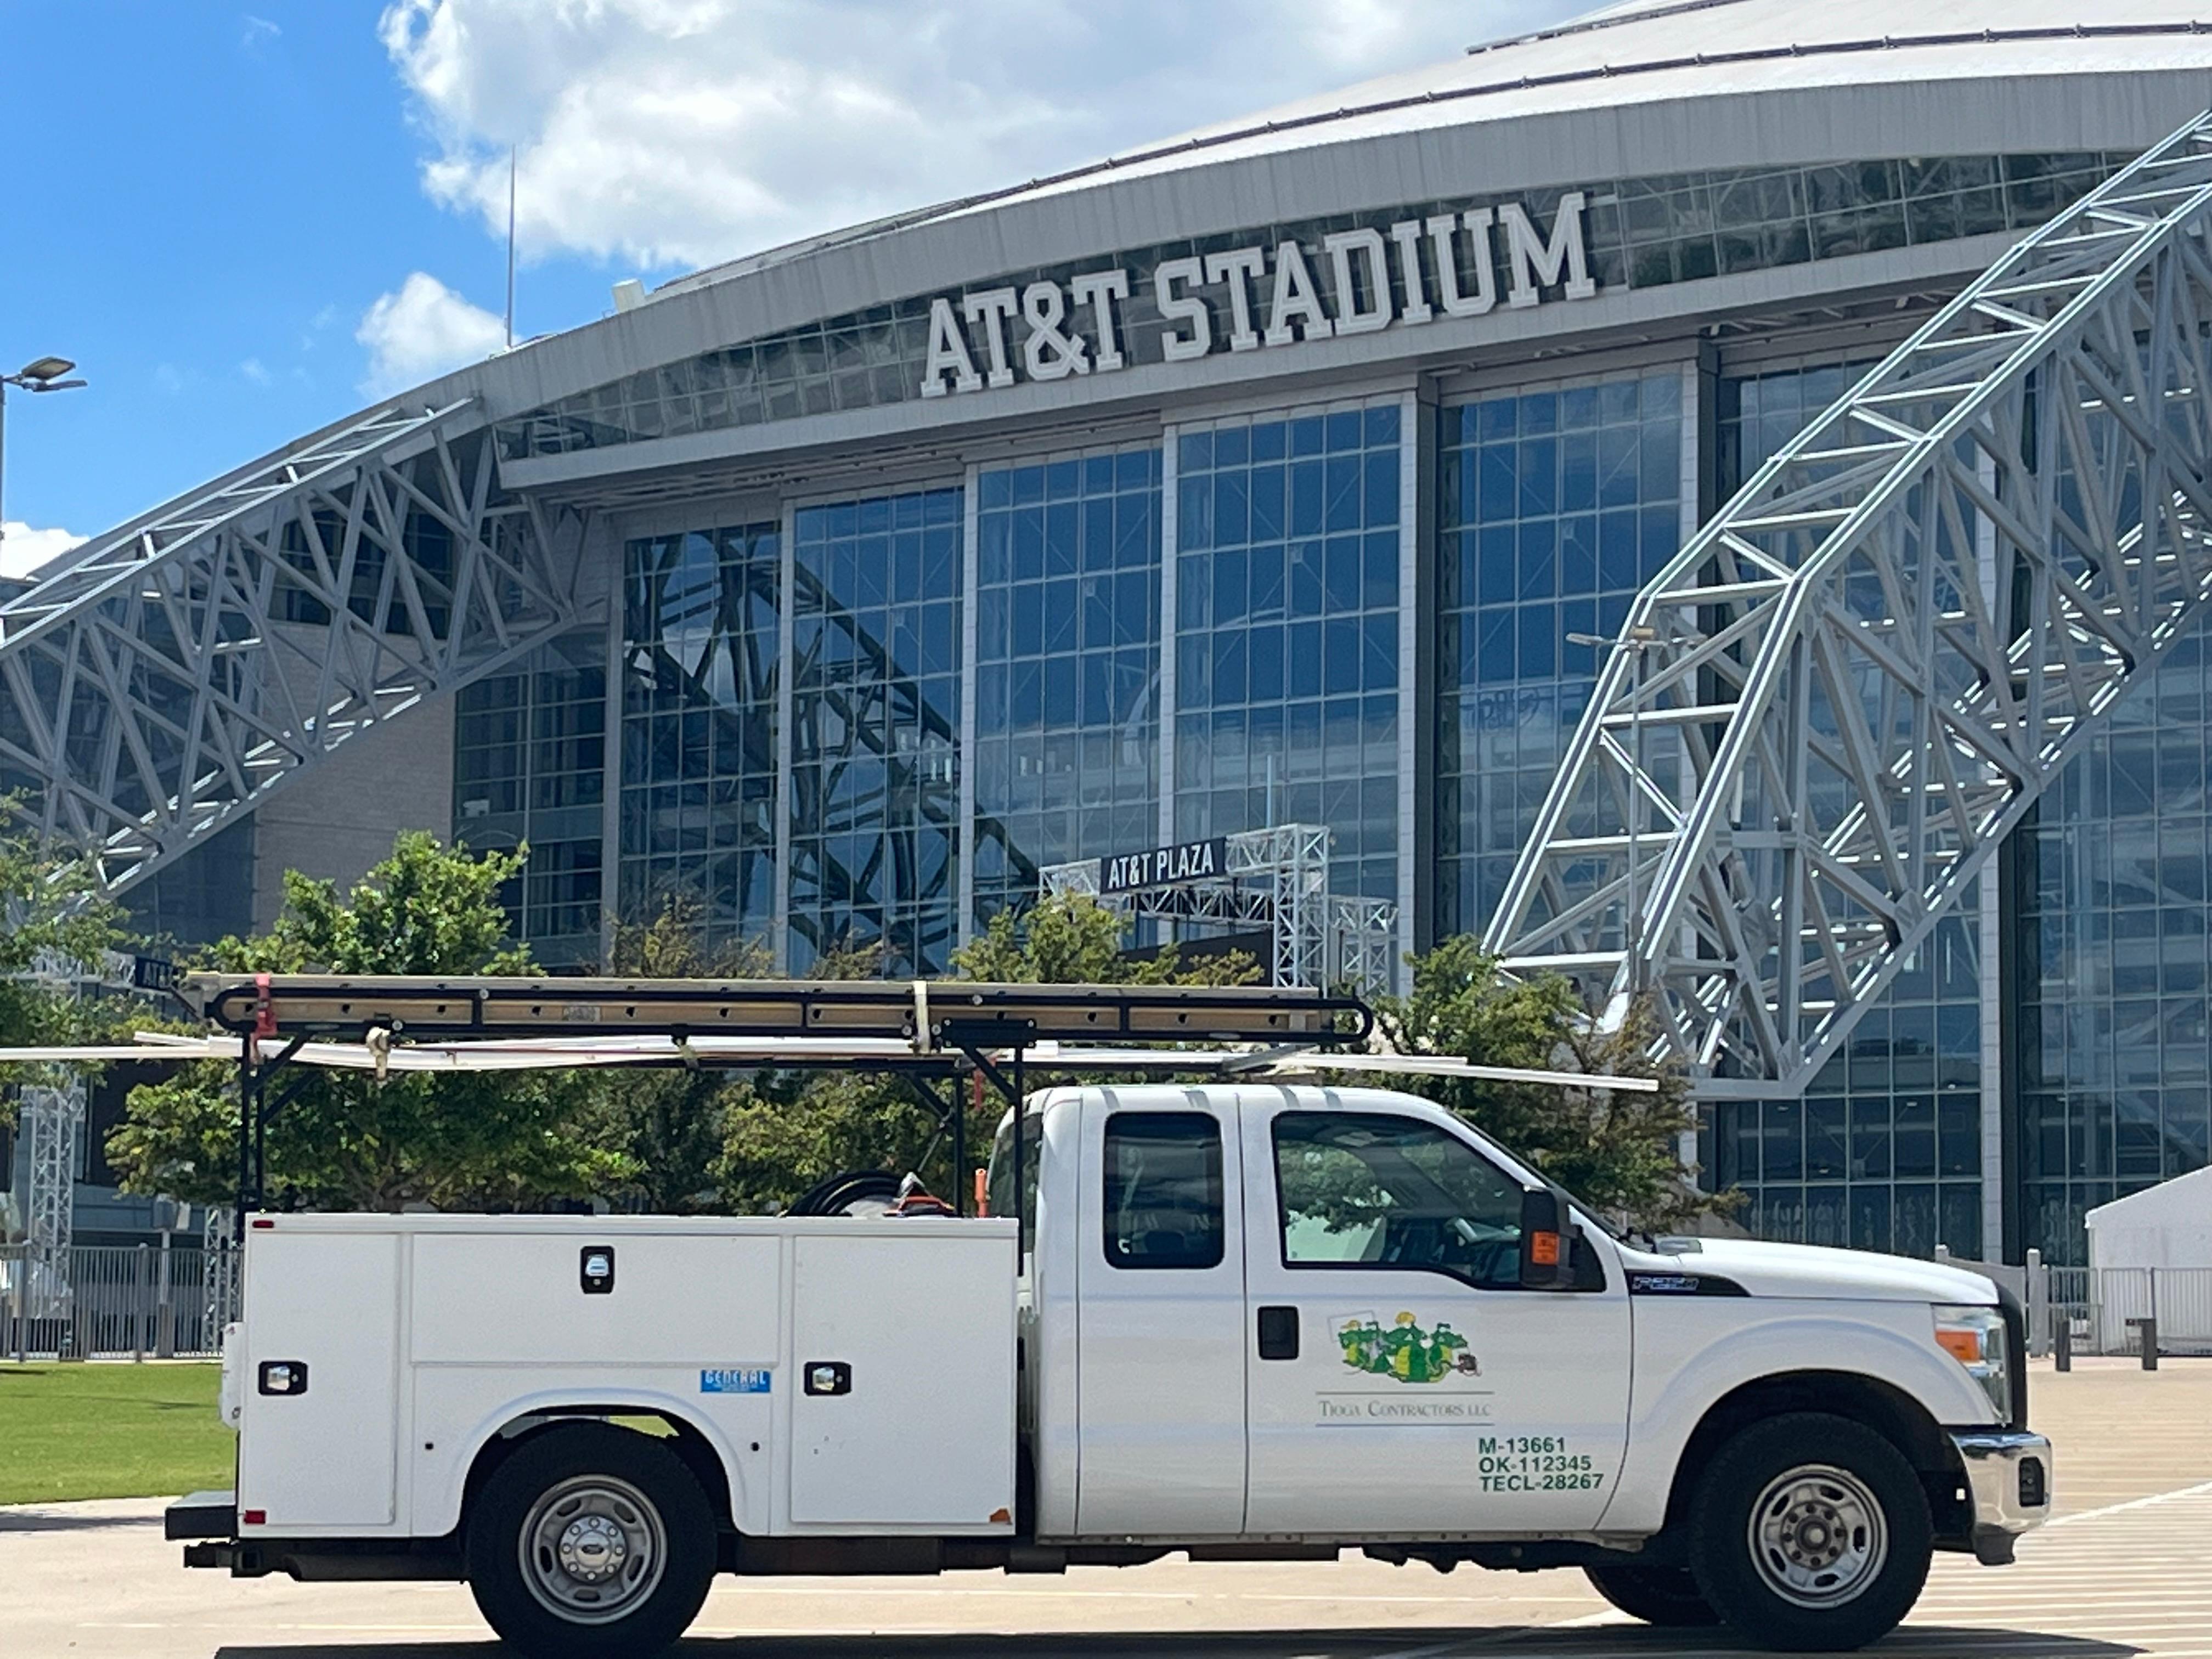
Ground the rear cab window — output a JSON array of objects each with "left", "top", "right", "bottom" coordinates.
[{"left": 1102, "top": 1111, "right": 1225, "bottom": 1269}]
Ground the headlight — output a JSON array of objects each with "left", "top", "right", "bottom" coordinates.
[{"left": 1933, "top": 1302, "right": 2012, "bottom": 1423}]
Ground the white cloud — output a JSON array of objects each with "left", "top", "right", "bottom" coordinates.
[
  {"left": 377, "top": 0, "right": 1577, "bottom": 273},
  {"left": 356, "top": 271, "right": 507, "bottom": 396},
  {"left": 1, "top": 523, "right": 87, "bottom": 583},
  {"left": 242, "top": 14, "right": 281, "bottom": 48},
  {"left": 240, "top": 357, "right": 272, "bottom": 386}
]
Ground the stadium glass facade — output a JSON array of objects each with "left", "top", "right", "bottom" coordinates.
[
  {"left": 1172, "top": 401, "right": 1404, "bottom": 902},
  {"left": 449, "top": 150, "right": 2206, "bottom": 1260},
  {"left": 971, "top": 447, "right": 1163, "bottom": 926},
  {"left": 1435, "top": 370, "right": 1688, "bottom": 940},
  {"left": 2017, "top": 630, "right": 2212, "bottom": 1259},
  {"left": 1698, "top": 364, "right": 1994, "bottom": 1260},
  {"left": 787, "top": 487, "right": 965, "bottom": 974},
  {"left": 616, "top": 521, "right": 782, "bottom": 956}
]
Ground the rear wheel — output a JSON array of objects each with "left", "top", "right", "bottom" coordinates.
[
  {"left": 1689, "top": 1412, "right": 1931, "bottom": 1652},
  {"left": 1584, "top": 1562, "right": 1720, "bottom": 1626},
  {"left": 466, "top": 1422, "right": 716, "bottom": 1658}
]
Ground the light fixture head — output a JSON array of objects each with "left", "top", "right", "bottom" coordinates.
[
  {"left": 31, "top": 378, "right": 86, "bottom": 392},
  {"left": 18, "top": 356, "right": 76, "bottom": 382}
]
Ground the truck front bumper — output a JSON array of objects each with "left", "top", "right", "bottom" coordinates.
[{"left": 1950, "top": 1429, "right": 2053, "bottom": 1564}]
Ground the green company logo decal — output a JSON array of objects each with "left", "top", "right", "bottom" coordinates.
[{"left": 1335, "top": 1310, "right": 1480, "bottom": 1384}]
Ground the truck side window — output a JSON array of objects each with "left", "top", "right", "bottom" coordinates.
[
  {"left": 1274, "top": 1113, "right": 1525, "bottom": 1290},
  {"left": 986, "top": 1113, "right": 1043, "bottom": 1255},
  {"left": 1103, "top": 1112, "right": 1225, "bottom": 1270}
]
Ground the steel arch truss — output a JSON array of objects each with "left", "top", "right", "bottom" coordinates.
[
  {"left": 1486, "top": 109, "right": 2212, "bottom": 1096},
  {"left": 0, "top": 403, "right": 583, "bottom": 891}
]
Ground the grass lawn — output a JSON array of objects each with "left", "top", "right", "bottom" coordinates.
[{"left": 0, "top": 1363, "right": 234, "bottom": 1505}]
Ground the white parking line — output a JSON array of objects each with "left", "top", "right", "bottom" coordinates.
[{"left": 2046, "top": 1476, "right": 2212, "bottom": 1526}]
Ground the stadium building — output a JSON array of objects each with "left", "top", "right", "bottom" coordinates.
[{"left": 8, "top": 0, "right": 2212, "bottom": 1259}]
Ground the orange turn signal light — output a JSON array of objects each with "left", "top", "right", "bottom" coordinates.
[
  {"left": 1529, "top": 1230, "right": 1561, "bottom": 1266},
  {"left": 1936, "top": 1328, "right": 1983, "bottom": 1365}
]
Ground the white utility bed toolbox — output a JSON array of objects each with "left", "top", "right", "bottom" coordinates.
[{"left": 234, "top": 1215, "right": 1017, "bottom": 1541}]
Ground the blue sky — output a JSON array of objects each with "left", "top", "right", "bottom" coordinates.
[{"left": 0, "top": 1, "right": 1573, "bottom": 573}]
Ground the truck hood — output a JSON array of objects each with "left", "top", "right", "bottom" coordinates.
[{"left": 1630, "top": 1237, "right": 2001, "bottom": 1304}]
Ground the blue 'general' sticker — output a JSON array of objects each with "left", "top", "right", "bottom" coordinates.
[{"left": 701, "top": 1368, "right": 772, "bottom": 1395}]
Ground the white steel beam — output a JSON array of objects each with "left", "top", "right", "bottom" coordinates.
[
  {"left": 0, "top": 403, "right": 585, "bottom": 893},
  {"left": 1486, "top": 108, "right": 2212, "bottom": 1097}
]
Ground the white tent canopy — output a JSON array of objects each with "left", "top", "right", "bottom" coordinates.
[{"left": 2085, "top": 1166, "right": 2212, "bottom": 1272}]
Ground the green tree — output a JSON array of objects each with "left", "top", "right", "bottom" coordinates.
[
  {"left": 712, "top": 894, "right": 1256, "bottom": 1213},
  {"left": 106, "top": 832, "right": 627, "bottom": 1212},
  {"left": 1369, "top": 934, "right": 1731, "bottom": 1231},
  {"left": 951, "top": 891, "right": 1255, "bottom": 986},
  {"left": 708, "top": 933, "right": 924, "bottom": 1214},
  {"left": 0, "top": 814, "right": 134, "bottom": 1122},
  {"left": 0, "top": 812, "right": 127, "bottom": 1056},
  {"left": 587, "top": 895, "right": 769, "bottom": 1214}
]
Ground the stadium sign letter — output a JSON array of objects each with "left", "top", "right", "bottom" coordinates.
[
  {"left": 920, "top": 193, "right": 1593, "bottom": 397},
  {"left": 1502, "top": 194, "right": 1597, "bottom": 308}
]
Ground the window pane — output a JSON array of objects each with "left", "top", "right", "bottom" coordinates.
[
  {"left": 1274, "top": 1111, "right": 1523, "bottom": 1289},
  {"left": 1103, "top": 1113, "right": 1226, "bottom": 1269}
]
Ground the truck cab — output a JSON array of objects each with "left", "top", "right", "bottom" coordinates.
[{"left": 173, "top": 1082, "right": 2050, "bottom": 1657}]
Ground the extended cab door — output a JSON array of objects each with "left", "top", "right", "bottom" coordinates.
[
  {"left": 1239, "top": 1092, "right": 1630, "bottom": 1536},
  {"left": 1073, "top": 1089, "right": 1246, "bottom": 1536}
]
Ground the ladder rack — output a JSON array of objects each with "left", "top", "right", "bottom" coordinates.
[
  {"left": 180, "top": 974, "right": 1373, "bottom": 1237},
  {"left": 179, "top": 974, "right": 1368, "bottom": 1047}
]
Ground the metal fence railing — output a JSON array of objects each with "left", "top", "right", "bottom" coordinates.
[
  {"left": 2, "top": 1242, "right": 239, "bottom": 1361},
  {"left": 2005, "top": 1262, "right": 2212, "bottom": 1359},
  {"left": 2087, "top": 1266, "right": 2212, "bottom": 1356}
]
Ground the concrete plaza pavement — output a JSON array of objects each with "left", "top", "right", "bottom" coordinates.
[{"left": 2, "top": 1357, "right": 2207, "bottom": 1659}]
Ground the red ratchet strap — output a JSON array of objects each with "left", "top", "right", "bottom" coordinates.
[{"left": 253, "top": 972, "right": 278, "bottom": 1039}]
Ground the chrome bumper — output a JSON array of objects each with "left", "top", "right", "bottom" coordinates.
[{"left": 1950, "top": 1429, "right": 2053, "bottom": 1564}]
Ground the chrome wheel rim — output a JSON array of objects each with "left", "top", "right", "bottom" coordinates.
[
  {"left": 1747, "top": 1463, "right": 1887, "bottom": 1609},
  {"left": 518, "top": 1475, "right": 667, "bottom": 1624}
]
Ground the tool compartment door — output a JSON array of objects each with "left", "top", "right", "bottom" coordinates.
[
  {"left": 787, "top": 1231, "right": 1015, "bottom": 1530},
  {"left": 238, "top": 1230, "right": 402, "bottom": 1531}
]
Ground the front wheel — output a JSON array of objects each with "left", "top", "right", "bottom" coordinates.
[
  {"left": 466, "top": 1421, "right": 716, "bottom": 1658},
  {"left": 1583, "top": 1562, "right": 1719, "bottom": 1626},
  {"left": 1688, "top": 1412, "right": 1932, "bottom": 1652}
]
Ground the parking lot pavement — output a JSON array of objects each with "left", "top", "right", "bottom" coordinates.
[{"left": 2, "top": 1358, "right": 2205, "bottom": 1659}]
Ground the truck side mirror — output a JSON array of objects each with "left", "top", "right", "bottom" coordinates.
[{"left": 1519, "top": 1187, "right": 1577, "bottom": 1290}]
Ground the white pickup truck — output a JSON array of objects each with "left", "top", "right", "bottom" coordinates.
[{"left": 170, "top": 1082, "right": 2049, "bottom": 1655}]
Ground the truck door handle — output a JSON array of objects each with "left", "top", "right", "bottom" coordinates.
[{"left": 1256, "top": 1306, "right": 1300, "bottom": 1361}]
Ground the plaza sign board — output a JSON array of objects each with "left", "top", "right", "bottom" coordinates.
[
  {"left": 919, "top": 195, "right": 1598, "bottom": 399},
  {"left": 1100, "top": 837, "right": 1230, "bottom": 895}
]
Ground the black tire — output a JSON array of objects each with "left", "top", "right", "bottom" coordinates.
[
  {"left": 465, "top": 1421, "right": 716, "bottom": 1658},
  {"left": 788, "top": 1169, "right": 899, "bottom": 1216},
  {"left": 1688, "top": 1412, "right": 1932, "bottom": 1652},
  {"left": 1584, "top": 1562, "right": 1721, "bottom": 1627}
]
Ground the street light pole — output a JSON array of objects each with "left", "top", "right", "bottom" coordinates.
[{"left": 0, "top": 356, "right": 90, "bottom": 555}]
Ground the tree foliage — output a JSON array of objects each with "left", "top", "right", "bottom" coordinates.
[
  {"left": 712, "top": 896, "right": 1255, "bottom": 1213},
  {"left": 951, "top": 893, "right": 1255, "bottom": 987},
  {"left": 106, "top": 833, "right": 625, "bottom": 1212},
  {"left": 0, "top": 812, "right": 134, "bottom": 1115},
  {"left": 1369, "top": 935, "right": 1733, "bottom": 1231},
  {"left": 0, "top": 810, "right": 127, "bottom": 1056},
  {"left": 586, "top": 896, "right": 768, "bottom": 1214}
]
